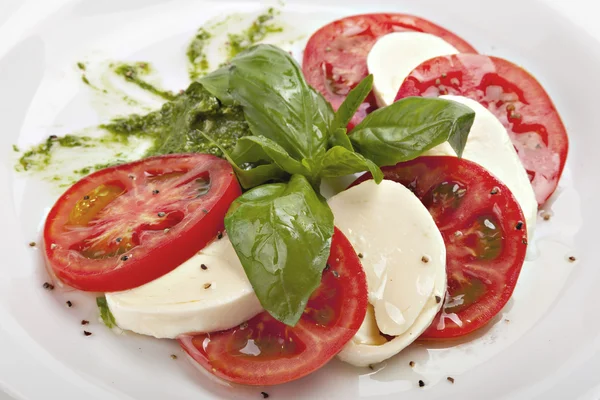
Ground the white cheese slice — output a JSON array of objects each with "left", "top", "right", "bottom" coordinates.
[
  {"left": 105, "top": 235, "right": 262, "bottom": 339},
  {"left": 328, "top": 180, "right": 446, "bottom": 337},
  {"left": 427, "top": 95, "right": 537, "bottom": 241},
  {"left": 367, "top": 31, "right": 459, "bottom": 107}
]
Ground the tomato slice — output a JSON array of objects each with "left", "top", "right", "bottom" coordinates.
[
  {"left": 395, "top": 54, "right": 569, "bottom": 205},
  {"left": 352, "top": 156, "right": 527, "bottom": 339},
  {"left": 44, "top": 154, "right": 241, "bottom": 292},
  {"left": 178, "top": 228, "right": 368, "bottom": 386},
  {"left": 302, "top": 13, "right": 477, "bottom": 129}
]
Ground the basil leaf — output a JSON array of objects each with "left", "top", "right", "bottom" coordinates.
[
  {"left": 198, "top": 65, "right": 234, "bottom": 105},
  {"left": 329, "top": 127, "right": 353, "bottom": 151},
  {"left": 225, "top": 174, "right": 334, "bottom": 326},
  {"left": 223, "top": 44, "right": 334, "bottom": 161},
  {"left": 332, "top": 74, "right": 373, "bottom": 132},
  {"left": 96, "top": 296, "right": 117, "bottom": 329},
  {"left": 318, "top": 146, "right": 383, "bottom": 183},
  {"left": 235, "top": 136, "right": 310, "bottom": 177},
  {"left": 199, "top": 130, "right": 287, "bottom": 189},
  {"left": 348, "top": 97, "right": 475, "bottom": 166}
]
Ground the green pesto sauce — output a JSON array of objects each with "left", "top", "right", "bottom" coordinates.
[
  {"left": 101, "top": 81, "right": 249, "bottom": 157},
  {"left": 187, "top": 28, "right": 212, "bottom": 81},
  {"left": 113, "top": 62, "right": 177, "bottom": 101},
  {"left": 226, "top": 8, "right": 283, "bottom": 58}
]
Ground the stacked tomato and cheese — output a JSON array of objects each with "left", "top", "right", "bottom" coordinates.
[{"left": 43, "top": 12, "right": 568, "bottom": 387}]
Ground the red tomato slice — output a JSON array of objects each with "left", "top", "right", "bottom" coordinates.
[
  {"left": 44, "top": 154, "right": 241, "bottom": 292},
  {"left": 352, "top": 156, "right": 527, "bottom": 339},
  {"left": 302, "top": 13, "right": 477, "bottom": 129},
  {"left": 395, "top": 54, "right": 569, "bottom": 205},
  {"left": 178, "top": 228, "right": 368, "bottom": 386}
]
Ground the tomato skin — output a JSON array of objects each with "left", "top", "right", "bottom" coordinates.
[
  {"left": 395, "top": 54, "right": 568, "bottom": 205},
  {"left": 44, "top": 154, "right": 241, "bottom": 292},
  {"left": 302, "top": 13, "right": 477, "bottom": 129},
  {"left": 352, "top": 156, "right": 527, "bottom": 339},
  {"left": 178, "top": 228, "right": 368, "bottom": 386}
]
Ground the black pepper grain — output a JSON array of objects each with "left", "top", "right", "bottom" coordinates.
[
  {"left": 409, "top": 361, "right": 415, "bottom": 367},
  {"left": 157, "top": 212, "right": 166, "bottom": 217},
  {"left": 421, "top": 255, "right": 430, "bottom": 263},
  {"left": 522, "top": 238, "right": 528, "bottom": 245},
  {"left": 261, "top": 392, "right": 269, "bottom": 399},
  {"left": 83, "top": 331, "right": 92, "bottom": 336},
  {"left": 204, "top": 283, "right": 212, "bottom": 289},
  {"left": 29, "top": 241, "right": 36, "bottom": 247},
  {"left": 43, "top": 282, "right": 54, "bottom": 290},
  {"left": 447, "top": 377, "right": 455, "bottom": 384},
  {"left": 358, "top": 253, "right": 364, "bottom": 259},
  {"left": 116, "top": 237, "right": 122, "bottom": 243},
  {"left": 568, "top": 256, "right": 576, "bottom": 262},
  {"left": 418, "top": 380, "right": 425, "bottom": 388},
  {"left": 66, "top": 300, "right": 73, "bottom": 308},
  {"left": 83, "top": 195, "right": 90, "bottom": 200},
  {"left": 81, "top": 320, "right": 89, "bottom": 325},
  {"left": 152, "top": 189, "right": 160, "bottom": 195},
  {"left": 170, "top": 354, "right": 178, "bottom": 360},
  {"left": 515, "top": 221, "right": 523, "bottom": 230},
  {"left": 201, "top": 264, "right": 208, "bottom": 270},
  {"left": 217, "top": 231, "right": 223, "bottom": 240},
  {"left": 332, "top": 270, "right": 340, "bottom": 278},
  {"left": 121, "top": 255, "right": 129, "bottom": 261},
  {"left": 490, "top": 187, "right": 500, "bottom": 195},
  {"left": 435, "top": 296, "right": 441, "bottom": 304}
]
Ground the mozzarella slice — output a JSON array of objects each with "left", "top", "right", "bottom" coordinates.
[
  {"left": 367, "top": 32, "right": 459, "bottom": 107},
  {"left": 338, "top": 275, "right": 445, "bottom": 367},
  {"left": 426, "top": 95, "right": 537, "bottom": 241},
  {"left": 328, "top": 180, "right": 446, "bottom": 338},
  {"left": 106, "top": 235, "right": 262, "bottom": 339}
]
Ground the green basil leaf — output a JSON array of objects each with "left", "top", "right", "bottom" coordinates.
[
  {"left": 348, "top": 97, "right": 475, "bottom": 166},
  {"left": 96, "top": 296, "right": 117, "bottom": 329},
  {"left": 318, "top": 146, "right": 383, "bottom": 183},
  {"left": 329, "top": 127, "right": 353, "bottom": 151},
  {"left": 224, "top": 44, "right": 334, "bottom": 161},
  {"left": 199, "top": 130, "right": 287, "bottom": 189},
  {"left": 235, "top": 136, "right": 310, "bottom": 177},
  {"left": 332, "top": 74, "right": 373, "bottom": 132},
  {"left": 225, "top": 174, "right": 334, "bottom": 326},
  {"left": 198, "top": 65, "right": 234, "bottom": 105}
]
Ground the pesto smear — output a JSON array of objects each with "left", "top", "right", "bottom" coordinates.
[{"left": 15, "top": 8, "right": 284, "bottom": 181}]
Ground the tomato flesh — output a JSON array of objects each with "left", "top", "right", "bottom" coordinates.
[
  {"left": 395, "top": 54, "right": 569, "bottom": 205},
  {"left": 352, "top": 156, "right": 527, "bottom": 339},
  {"left": 178, "top": 228, "right": 368, "bottom": 386},
  {"left": 44, "top": 154, "right": 241, "bottom": 292},
  {"left": 302, "top": 13, "right": 477, "bottom": 129}
]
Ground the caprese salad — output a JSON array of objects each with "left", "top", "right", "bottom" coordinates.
[{"left": 39, "top": 11, "right": 567, "bottom": 390}]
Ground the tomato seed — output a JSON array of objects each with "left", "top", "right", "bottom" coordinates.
[
  {"left": 490, "top": 187, "right": 500, "bottom": 195},
  {"left": 29, "top": 241, "right": 36, "bottom": 247},
  {"left": 115, "top": 237, "right": 122, "bottom": 243}
]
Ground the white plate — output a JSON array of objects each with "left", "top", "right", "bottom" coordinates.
[{"left": 0, "top": 0, "right": 598, "bottom": 399}]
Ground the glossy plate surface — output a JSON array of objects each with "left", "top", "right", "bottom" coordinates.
[{"left": 0, "top": 0, "right": 598, "bottom": 399}]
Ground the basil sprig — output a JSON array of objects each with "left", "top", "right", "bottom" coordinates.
[{"left": 201, "top": 44, "right": 475, "bottom": 326}]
